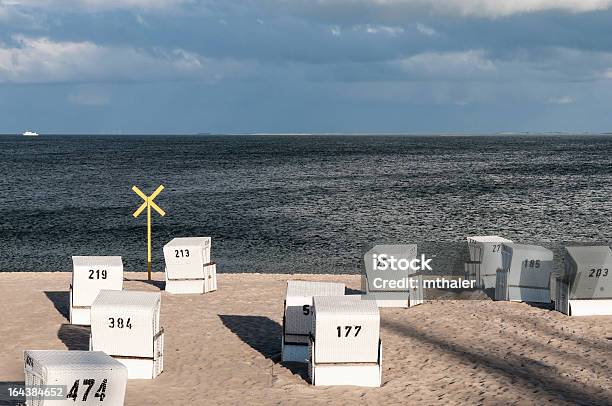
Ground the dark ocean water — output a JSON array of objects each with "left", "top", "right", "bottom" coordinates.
[{"left": 1, "top": 134, "right": 611, "bottom": 274}]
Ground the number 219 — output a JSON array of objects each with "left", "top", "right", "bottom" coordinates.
[{"left": 88, "top": 270, "right": 107, "bottom": 279}]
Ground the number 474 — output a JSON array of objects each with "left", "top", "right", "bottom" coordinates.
[{"left": 67, "top": 378, "right": 107, "bottom": 402}]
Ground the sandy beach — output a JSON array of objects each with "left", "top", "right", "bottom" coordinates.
[{"left": 1, "top": 272, "right": 611, "bottom": 405}]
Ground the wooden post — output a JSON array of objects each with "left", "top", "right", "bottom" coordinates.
[
  {"left": 147, "top": 200, "right": 152, "bottom": 280},
  {"left": 132, "top": 185, "right": 166, "bottom": 281}
]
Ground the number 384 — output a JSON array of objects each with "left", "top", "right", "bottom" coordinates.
[
  {"left": 589, "top": 268, "right": 609, "bottom": 278},
  {"left": 108, "top": 317, "right": 132, "bottom": 329}
]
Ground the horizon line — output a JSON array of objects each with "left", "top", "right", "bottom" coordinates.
[{"left": 3, "top": 131, "right": 612, "bottom": 137}]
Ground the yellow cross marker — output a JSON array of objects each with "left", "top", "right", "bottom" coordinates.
[{"left": 132, "top": 185, "right": 166, "bottom": 280}]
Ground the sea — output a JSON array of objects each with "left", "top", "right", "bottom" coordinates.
[{"left": 1, "top": 134, "right": 611, "bottom": 274}]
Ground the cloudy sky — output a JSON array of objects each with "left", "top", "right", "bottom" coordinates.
[{"left": 2, "top": 0, "right": 612, "bottom": 133}]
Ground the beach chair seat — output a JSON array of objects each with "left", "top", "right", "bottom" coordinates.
[
  {"left": 90, "top": 290, "right": 164, "bottom": 379},
  {"left": 163, "top": 262, "right": 217, "bottom": 294},
  {"left": 282, "top": 281, "right": 345, "bottom": 363},
  {"left": 496, "top": 244, "right": 553, "bottom": 303},
  {"left": 70, "top": 256, "right": 123, "bottom": 326},
  {"left": 24, "top": 350, "right": 127, "bottom": 406},
  {"left": 361, "top": 244, "right": 422, "bottom": 308},
  {"left": 309, "top": 296, "right": 382, "bottom": 387},
  {"left": 466, "top": 236, "right": 512, "bottom": 289},
  {"left": 555, "top": 246, "right": 612, "bottom": 316},
  {"left": 163, "top": 237, "right": 217, "bottom": 294}
]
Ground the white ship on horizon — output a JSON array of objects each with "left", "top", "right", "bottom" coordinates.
[{"left": 22, "top": 131, "right": 39, "bottom": 137}]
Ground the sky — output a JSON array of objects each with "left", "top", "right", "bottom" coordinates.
[{"left": 2, "top": 0, "right": 612, "bottom": 134}]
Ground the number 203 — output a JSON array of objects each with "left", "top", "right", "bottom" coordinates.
[{"left": 589, "top": 268, "right": 609, "bottom": 278}]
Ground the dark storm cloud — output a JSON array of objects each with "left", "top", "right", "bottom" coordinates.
[{"left": 1, "top": 0, "right": 612, "bottom": 132}]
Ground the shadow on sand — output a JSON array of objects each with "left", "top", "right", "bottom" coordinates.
[
  {"left": 382, "top": 318, "right": 611, "bottom": 405},
  {"left": 44, "top": 291, "right": 70, "bottom": 321},
  {"left": 123, "top": 278, "right": 165, "bottom": 290},
  {"left": 57, "top": 324, "right": 90, "bottom": 350},
  {"left": 218, "top": 314, "right": 308, "bottom": 381},
  {"left": 345, "top": 287, "right": 363, "bottom": 295}
]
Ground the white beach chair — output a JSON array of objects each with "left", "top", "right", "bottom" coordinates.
[
  {"left": 555, "top": 246, "right": 612, "bottom": 316},
  {"left": 90, "top": 290, "right": 164, "bottom": 379},
  {"left": 24, "top": 350, "right": 127, "bottom": 406},
  {"left": 282, "top": 281, "right": 345, "bottom": 362},
  {"left": 466, "top": 236, "right": 512, "bottom": 289},
  {"left": 70, "top": 256, "right": 123, "bottom": 326},
  {"left": 309, "top": 296, "right": 382, "bottom": 387},
  {"left": 495, "top": 244, "right": 554, "bottom": 303},
  {"left": 361, "top": 244, "right": 422, "bottom": 308},
  {"left": 163, "top": 237, "right": 216, "bottom": 294}
]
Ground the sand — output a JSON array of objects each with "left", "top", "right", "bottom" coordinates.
[{"left": 0, "top": 272, "right": 611, "bottom": 405}]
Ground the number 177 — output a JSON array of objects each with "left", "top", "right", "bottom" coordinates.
[{"left": 337, "top": 325, "right": 361, "bottom": 337}]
